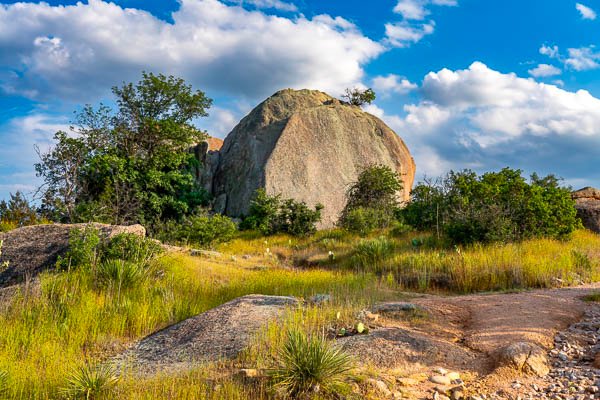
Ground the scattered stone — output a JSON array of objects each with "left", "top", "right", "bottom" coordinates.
[
  {"left": 446, "top": 372, "right": 461, "bottom": 381},
  {"left": 496, "top": 341, "right": 550, "bottom": 377},
  {"left": 398, "top": 377, "right": 419, "bottom": 387},
  {"left": 367, "top": 378, "right": 393, "bottom": 397},
  {"left": 430, "top": 375, "right": 452, "bottom": 385},
  {"left": 373, "top": 302, "right": 427, "bottom": 314}
]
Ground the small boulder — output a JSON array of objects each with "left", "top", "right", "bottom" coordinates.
[{"left": 496, "top": 342, "right": 550, "bottom": 377}]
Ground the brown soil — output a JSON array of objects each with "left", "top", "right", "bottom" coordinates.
[{"left": 345, "top": 284, "right": 600, "bottom": 398}]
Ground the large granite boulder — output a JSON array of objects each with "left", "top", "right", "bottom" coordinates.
[
  {"left": 0, "top": 223, "right": 146, "bottom": 287},
  {"left": 572, "top": 187, "right": 600, "bottom": 233},
  {"left": 209, "top": 89, "right": 416, "bottom": 228}
]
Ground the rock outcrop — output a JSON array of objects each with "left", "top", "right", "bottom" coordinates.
[
  {"left": 201, "top": 89, "right": 415, "bottom": 228},
  {"left": 114, "top": 294, "right": 298, "bottom": 374},
  {"left": 0, "top": 223, "right": 145, "bottom": 287},
  {"left": 572, "top": 187, "right": 600, "bottom": 233}
]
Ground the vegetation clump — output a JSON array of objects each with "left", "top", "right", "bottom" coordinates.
[
  {"left": 340, "top": 165, "right": 403, "bottom": 235},
  {"left": 35, "top": 72, "right": 212, "bottom": 228},
  {"left": 402, "top": 168, "right": 580, "bottom": 245},
  {"left": 242, "top": 189, "right": 323, "bottom": 236},
  {"left": 156, "top": 212, "right": 238, "bottom": 247},
  {"left": 61, "top": 363, "right": 119, "bottom": 400},
  {"left": 341, "top": 87, "right": 376, "bottom": 106},
  {"left": 271, "top": 329, "right": 354, "bottom": 398},
  {"left": 0, "top": 191, "right": 43, "bottom": 232}
]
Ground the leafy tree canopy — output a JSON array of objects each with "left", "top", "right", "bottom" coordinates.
[
  {"left": 35, "top": 72, "right": 212, "bottom": 227},
  {"left": 341, "top": 88, "right": 376, "bottom": 106},
  {"left": 402, "top": 168, "right": 580, "bottom": 245}
]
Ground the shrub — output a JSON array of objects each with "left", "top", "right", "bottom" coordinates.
[
  {"left": 97, "top": 259, "right": 149, "bottom": 290},
  {"left": 351, "top": 236, "right": 395, "bottom": 269},
  {"left": 341, "top": 87, "right": 376, "bottom": 106},
  {"left": 102, "top": 233, "right": 162, "bottom": 267},
  {"left": 340, "top": 165, "right": 402, "bottom": 233},
  {"left": 0, "top": 220, "right": 17, "bottom": 233},
  {"left": 0, "top": 191, "right": 40, "bottom": 228},
  {"left": 402, "top": 168, "right": 580, "bottom": 245},
  {"left": 56, "top": 225, "right": 102, "bottom": 270},
  {"left": 242, "top": 189, "right": 323, "bottom": 236},
  {"left": 271, "top": 329, "right": 354, "bottom": 398},
  {"left": 61, "top": 363, "right": 119, "bottom": 400},
  {"left": 341, "top": 207, "right": 394, "bottom": 236},
  {"left": 157, "top": 212, "right": 237, "bottom": 247},
  {"left": 0, "top": 370, "right": 8, "bottom": 397}
]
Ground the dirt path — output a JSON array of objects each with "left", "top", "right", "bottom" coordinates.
[{"left": 344, "top": 284, "right": 600, "bottom": 399}]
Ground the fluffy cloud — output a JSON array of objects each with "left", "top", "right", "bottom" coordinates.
[
  {"left": 224, "top": 0, "right": 297, "bottom": 12},
  {"left": 539, "top": 44, "right": 600, "bottom": 72},
  {"left": 0, "top": 114, "right": 69, "bottom": 199},
  {"left": 384, "top": 21, "right": 435, "bottom": 47},
  {"left": 385, "top": 0, "right": 456, "bottom": 47},
  {"left": 576, "top": 3, "right": 597, "bottom": 20},
  {"left": 372, "top": 74, "right": 417, "bottom": 95},
  {"left": 528, "top": 64, "right": 562, "bottom": 78},
  {"left": 0, "top": 0, "right": 383, "bottom": 102},
  {"left": 565, "top": 46, "right": 600, "bottom": 71},
  {"left": 376, "top": 62, "right": 600, "bottom": 186}
]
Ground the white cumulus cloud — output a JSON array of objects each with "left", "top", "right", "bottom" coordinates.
[
  {"left": 372, "top": 74, "right": 417, "bottom": 95},
  {"left": 224, "top": 0, "right": 297, "bottom": 11},
  {"left": 576, "top": 3, "right": 597, "bottom": 20},
  {"left": 528, "top": 64, "right": 562, "bottom": 78},
  {"left": 375, "top": 62, "right": 600, "bottom": 186},
  {"left": 0, "top": 0, "right": 383, "bottom": 102}
]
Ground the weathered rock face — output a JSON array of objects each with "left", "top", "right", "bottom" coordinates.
[
  {"left": 0, "top": 223, "right": 146, "bottom": 287},
  {"left": 572, "top": 187, "right": 600, "bottom": 233},
  {"left": 209, "top": 89, "right": 416, "bottom": 228},
  {"left": 192, "top": 137, "right": 223, "bottom": 193}
]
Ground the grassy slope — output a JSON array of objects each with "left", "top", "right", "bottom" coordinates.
[{"left": 1, "top": 229, "right": 599, "bottom": 399}]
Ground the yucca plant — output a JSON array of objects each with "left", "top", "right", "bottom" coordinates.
[
  {"left": 351, "top": 236, "right": 394, "bottom": 270},
  {"left": 96, "top": 259, "right": 147, "bottom": 290},
  {"left": 271, "top": 329, "right": 354, "bottom": 398},
  {"left": 0, "top": 370, "right": 9, "bottom": 396},
  {"left": 61, "top": 363, "right": 119, "bottom": 399}
]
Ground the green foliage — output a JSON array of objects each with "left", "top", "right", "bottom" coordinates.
[
  {"left": 271, "top": 329, "right": 354, "bottom": 398},
  {"left": 97, "top": 259, "right": 149, "bottom": 290},
  {"left": 340, "top": 165, "right": 402, "bottom": 234},
  {"left": 0, "top": 191, "right": 40, "bottom": 229},
  {"left": 102, "top": 233, "right": 162, "bottom": 267},
  {"left": 402, "top": 168, "right": 580, "bottom": 245},
  {"left": 57, "top": 226, "right": 162, "bottom": 271},
  {"left": 0, "top": 370, "right": 8, "bottom": 396},
  {"left": 57, "top": 226, "right": 102, "bottom": 271},
  {"left": 351, "top": 236, "right": 395, "bottom": 269},
  {"left": 242, "top": 189, "right": 323, "bottom": 236},
  {"left": 61, "top": 363, "right": 119, "bottom": 399},
  {"left": 35, "top": 72, "right": 212, "bottom": 226},
  {"left": 341, "top": 87, "right": 376, "bottom": 106},
  {"left": 157, "top": 212, "right": 238, "bottom": 247}
]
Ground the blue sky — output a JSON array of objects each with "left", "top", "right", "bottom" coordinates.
[{"left": 1, "top": 0, "right": 600, "bottom": 201}]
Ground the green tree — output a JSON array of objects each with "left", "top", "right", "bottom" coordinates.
[
  {"left": 339, "top": 165, "right": 403, "bottom": 234},
  {"left": 0, "top": 191, "right": 39, "bottom": 227},
  {"left": 341, "top": 88, "right": 376, "bottom": 106},
  {"left": 35, "top": 73, "right": 212, "bottom": 226},
  {"left": 402, "top": 168, "right": 580, "bottom": 245}
]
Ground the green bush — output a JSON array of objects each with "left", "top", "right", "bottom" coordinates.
[
  {"left": 340, "top": 165, "right": 402, "bottom": 234},
  {"left": 97, "top": 259, "right": 149, "bottom": 290},
  {"left": 57, "top": 227, "right": 162, "bottom": 271},
  {"left": 402, "top": 168, "right": 580, "bottom": 245},
  {"left": 351, "top": 236, "right": 395, "bottom": 269},
  {"left": 271, "top": 329, "right": 354, "bottom": 398},
  {"left": 0, "top": 370, "right": 8, "bottom": 397},
  {"left": 241, "top": 189, "right": 323, "bottom": 236},
  {"left": 102, "top": 233, "right": 162, "bottom": 267},
  {"left": 56, "top": 225, "right": 101, "bottom": 270},
  {"left": 61, "top": 363, "right": 119, "bottom": 399},
  {"left": 157, "top": 212, "right": 237, "bottom": 247}
]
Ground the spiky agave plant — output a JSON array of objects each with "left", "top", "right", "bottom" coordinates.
[
  {"left": 0, "top": 370, "right": 9, "bottom": 396},
  {"left": 271, "top": 329, "right": 354, "bottom": 398},
  {"left": 61, "top": 363, "right": 119, "bottom": 399}
]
